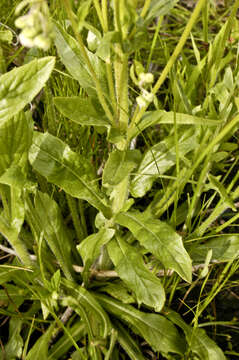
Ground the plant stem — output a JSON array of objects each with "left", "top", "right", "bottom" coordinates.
[
  {"left": 93, "top": 0, "right": 105, "bottom": 31},
  {"left": 63, "top": 0, "right": 114, "bottom": 124},
  {"left": 129, "top": 0, "right": 208, "bottom": 135},
  {"left": 66, "top": 194, "right": 84, "bottom": 243}
]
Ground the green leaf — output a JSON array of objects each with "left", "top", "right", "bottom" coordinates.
[
  {"left": 103, "top": 149, "right": 141, "bottom": 186},
  {"left": 4, "top": 319, "right": 23, "bottom": 359},
  {"left": 0, "top": 30, "right": 13, "bottom": 44},
  {"left": 48, "top": 321, "right": 86, "bottom": 359},
  {"left": 0, "top": 57, "right": 55, "bottom": 123},
  {"left": 29, "top": 132, "right": 111, "bottom": 218},
  {"left": 77, "top": 228, "right": 115, "bottom": 268},
  {"left": 26, "top": 323, "right": 55, "bottom": 360},
  {"left": 0, "top": 111, "right": 33, "bottom": 176},
  {"left": 34, "top": 191, "right": 74, "bottom": 280},
  {"left": 166, "top": 310, "right": 226, "bottom": 359},
  {"left": 129, "top": 110, "right": 222, "bottom": 139},
  {"left": 62, "top": 279, "right": 112, "bottom": 339},
  {"left": 54, "top": 24, "right": 108, "bottom": 96},
  {"left": 190, "top": 235, "right": 239, "bottom": 263},
  {"left": 208, "top": 174, "right": 236, "bottom": 211},
  {"left": 107, "top": 237, "right": 165, "bottom": 311},
  {"left": 115, "top": 320, "right": 145, "bottom": 360},
  {"left": 144, "top": 0, "right": 178, "bottom": 24},
  {"left": 54, "top": 96, "right": 110, "bottom": 127},
  {"left": 96, "top": 294, "right": 186, "bottom": 356},
  {"left": 130, "top": 129, "right": 198, "bottom": 198},
  {"left": 115, "top": 211, "right": 192, "bottom": 282}
]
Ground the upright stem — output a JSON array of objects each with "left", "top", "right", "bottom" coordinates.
[{"left": 128, "top": 0, "right": 207, "bottom": 136}]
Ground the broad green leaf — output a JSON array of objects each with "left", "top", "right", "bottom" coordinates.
[
  {"left": 29, "top": 132, "right": 111, "bottom": 218},
  {"left": 34, "top": 191, "right": 74, "bottom": 280},
  {"left": 103, "top": 149, "right": 141, "bottom": 186},
  {"left": 77, "top": 228, "right": 115, "bottom": 268},
  {"left": 0, "top": 111, "right": 33, "bottom": 176},
  {"left": 107, "top": 237, "right": 165, "bottom": 311},
  {"left": 26, "top": 323, "right": 55, "bottom": 360},
  {"left": 54, "top": 24, "right": 108, "bottom": 96},
  {"left": 54, "top": 96, "right": 110, "bottom": 127},
  {"left": 144, "top": 0, "right": 178, "bottom": 24},
  {"left": 115, "top": 211, "right": 192, "bottom": 282},
  {"left": 190, "top": 235, "right": 239, "bottom": 263},
  {"left": 62, "top": 279, "right": 112, "bottom": 339},
  {"left": 96, "top": 294, "right": 186, "bottom": 356},
  {"left": 115, "top": 320, "right": 145, "bottom": 360},
  {"left": 4, "top": 319, "right": 23, "bottom": 359},
  {"left": 0, "top": 57, "right": 55, "bottom": 123},
  {"left": 48, "top": 321, "right": 86, "bottom": 359},
  {"left": 166, "top": 310, "right": 226, "bottom": 360},
  {"left": 208, "top": 174, "right": 236, "bottom": 211},
  {"left": 128, "top": 110, "right": 222, "bottom": 140},
  {"left": 130, "top": 128, "right": 198, "bottom": 197}
]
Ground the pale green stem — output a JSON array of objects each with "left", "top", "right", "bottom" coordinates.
[
  {"left": 128, "top": 0, "right": 207, "bottom": 136},
  {"left": 66, "top": 194, "right": 84, "bottom": 243},
  {"left": 102, "top": 0, "right": 109, "bottom": 31},
  {"left": 93, "top": 0, "right": 105, "bottom": 31},
  {"left": 140, "top": 0, "right": 152, "bottom": 18},
  {"left": 63, "top": 0, "right": 114, "bottom": 124}
]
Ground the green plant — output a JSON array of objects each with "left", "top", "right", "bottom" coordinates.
[{"left": 1, "top": 0, "right": 239, "bottom": 358}]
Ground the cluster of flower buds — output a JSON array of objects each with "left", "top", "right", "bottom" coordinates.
[
  {"left": 136, "top": 72, "right": 154, "bottom": 109},
  {"left": 15, "top": 0, "right": 54, "bottom": 51}
]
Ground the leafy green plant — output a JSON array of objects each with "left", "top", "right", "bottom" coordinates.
[{"left": 1, "top": 0, "right": 239, "bottom": 358}]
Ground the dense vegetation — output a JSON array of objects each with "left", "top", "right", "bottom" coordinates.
[{"left": 1, "top": 0, "right": 239, "bottom": 358}]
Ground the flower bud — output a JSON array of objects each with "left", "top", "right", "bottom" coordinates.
[{"left": 139, "top": 72, "right": 154, "bottom": 87}]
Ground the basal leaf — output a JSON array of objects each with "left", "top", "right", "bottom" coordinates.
[
  {"left": 103, "top": 149, "right": 141, "bottom": 186},
  {"left": 115, "top": 320, "right": 145, "bottom": 360},
  {"left": 144, "top": 0, "right": 178, "bottom": 24},
  {"left": 115, "top": 211, "right": 192, "bottom": 282},
  {"left": 4, "top": 319, "right": 23, "bottom": 359},
  {"left": 29, "top": 132, "right": 111, "bottom": 218},
  {"left": 128, "top": 110, "right": 222, "bottom": 139},
  {"left": 25, "top": 323, "right": 55, "bottom": 360},
  {"left": 34, "top": 191, "right": 74, "bottom": 280},
  {"left": 62, "top": 279, "right": 112, "bottom": 339},
  {"left": 107, "top": 237, "right": 165, "bottom": 311},
  {"left": 77, "top": 228, "right": 115, "bottom": 268},
  {"left": 54, "top": 96, "right": 110, "bottom": 127},
  {"left": 190, "top": 235, "right": 239, "bottom": 263},
  {"left": 96, "top": 294, "right": 186, "bottom": 356},
  {"left": 130, "top": 128, "right": 198, "bottom": 197},
  {"left": 166, "top": 310, "right": 226, "bottom": 360},
  {"left": 54, "top": 24, "right": 108, "bottom": 96},
  {"left": 0, "top": 111, "right": 33, "bottom": 176},
  {"left": 208, "top": 174, "right": 236, "bottom": 211},
  {"left": 0, "top": 57, "right": 55, "bottom": 123}
]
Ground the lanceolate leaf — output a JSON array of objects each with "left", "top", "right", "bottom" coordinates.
[
  {"left": 190, "top": 235, "right": 239, "bottom": 263},
  {"left": 77, "top": 228, "right": 115, "bottom": 268},
  {"left": 0, "top": 57, "right": 55, "bottom": 123},
  {"left": 107, "top": 237, "right": 165, "bottom": 311},
  {"left": 25, "top": 323, "right": 55, "bottom": 360},
  {"left": 115, "top": 211, "right": 192, "bottom": 282},
  {"left": 34, "top": 191, "right": 75, "bottom": 280},
  {"left": 62, "top": 279, "right": 112, "bottom": 339},
  {"left": 96, "top": 294, "right": 186, "bottom": 356},
  {"left": 166, "top": 310, "right": 226, "bottom": 360},
  {"left": 128, "top": 110, "right": 222, "bottom": 139},
  {"left": 54, "top": 24, "right": 108, "bottom": 96},
  {"left": 130, "top": 129, "right": 198, "bottom": 197},
  {"left": 0, "top": 111, "right": 33, "bottom": 176},
  {"left": 29, "top": 132, "right": 111, "bottom": 218},
  {"left": 103, "top": 149, "right": 141, "bottom": 186},
  {"left": 144, "top": 0, "right": 178, "bottom": 24},
  {"left": 54, "top": 96, "right": 110, "bottom": 127},
  {"left": 114, "top": 320, "right": 145, "bottom": 360}
]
